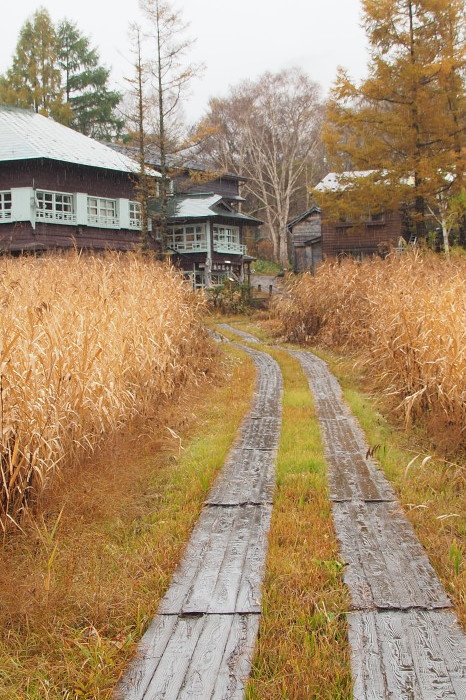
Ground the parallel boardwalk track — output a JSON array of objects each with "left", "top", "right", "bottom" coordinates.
[
  {"left": 114, "top": 343, "right": 282, "bottom": 699},
  {"left": 291, "top": 349, "right": 466, "bottom": 700}
]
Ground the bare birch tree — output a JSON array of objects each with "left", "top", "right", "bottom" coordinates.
[{"left": 197, "top": 69, "right": 324, "bottom": 264}]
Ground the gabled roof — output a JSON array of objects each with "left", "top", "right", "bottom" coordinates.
[
  {"left": 159, "top": 193, "right": 262, "bottom": 224},
  {"left": 287, "top": 205, "right": 321, "bottom": 229},
  {"left": 315, "top": 171, "right": 376, "bottom": 192},
  {"left": 108, "top": 143, "right": 246, "bottom": 182},
  {"left": 0, "top": 105, "right": 159, "bottom": 175}
]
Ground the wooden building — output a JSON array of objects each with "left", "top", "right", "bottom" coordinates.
[
  {"left": 288, "top": 205, "right": 322, "bottom": 273},
  {"left": 0, "top": 105, "right": 160, "bottom": 253},
  {"left": 110, "top": 144, "right": 261, "bottom": 288},
  {"left": 162, "top": 192, "right": 260, "bottom": 288},
  {"left": 0, "top": 108, "right": 260, "bottom": 287},
  {"left": 289, "top": 172, "right": 405, "bottom": 273}
]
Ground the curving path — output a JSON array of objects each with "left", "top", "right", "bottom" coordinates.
[{"left": 114, "top": 342, "right": 282, "bottom": 699}]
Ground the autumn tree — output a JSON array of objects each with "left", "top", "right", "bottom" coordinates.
[
  {"left": 0, "top": 8, "right": 69, "bottom": 122},
  {"left": 57, "top": 20, "right": 123, "bottom": 139},
  {"left": 323, "top": 0, "right": 466, "bottom": 249},
  {"left": 197, "top": 69, "right": 324, "bottom": 265}
]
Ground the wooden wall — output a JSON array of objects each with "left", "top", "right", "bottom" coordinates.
[{"left": 321, "top": 210, "right": 403, "bottom": 258}]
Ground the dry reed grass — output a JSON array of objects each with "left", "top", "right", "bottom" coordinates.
[
  {"left": 0, "top": 252, "right": 211, "bottom": 531},
  {"left": 272, "top": 252, "right": 466, "bottom": 449}
]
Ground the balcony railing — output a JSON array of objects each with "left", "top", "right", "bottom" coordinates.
[
  {"left": 36, "top": 210, "right": 77, "bottom": 224},
  {"left": 87, "top": 214, "right": 119, "bottom": 228},
  {"left": 214, "top": 241, "right": 247, "bottom": 255},
  {"left": 171, "top": 241, "right": 208, "bottom": 252},
  {"left": 0, "top": 210, "right": 12, "bottom": 221}
]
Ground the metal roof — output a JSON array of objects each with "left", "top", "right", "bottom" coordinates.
[
  {"left": 0, "top": 105, "right": 160, "bottom": 175},
  {"left": 157, "top": 193, "right": 262, "bottom": 224}
]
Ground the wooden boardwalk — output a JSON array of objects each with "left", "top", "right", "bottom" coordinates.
[
  {"left": 114, "top": 344, "right": 282, "bottom": 699},
  {"left": 291, "top": 349, "right": 466, "bottom": 700}
]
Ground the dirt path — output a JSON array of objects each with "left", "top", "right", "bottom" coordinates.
[{"left": 115, "top": 343, "right": 282, "bottom": 699}]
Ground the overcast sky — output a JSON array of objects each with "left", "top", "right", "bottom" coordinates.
[{"left": 1, "top": 0, "right": 369, "bottom": 121}]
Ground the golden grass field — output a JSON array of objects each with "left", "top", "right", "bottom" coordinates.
[
  {"left": 0, "top": 253, "right": 212, "bottom": 532},
  {"left": 272, "top": 251, "right": 466, "bottom": 450}
]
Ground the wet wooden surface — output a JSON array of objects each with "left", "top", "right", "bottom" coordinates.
[
  {"left": 292, "top": 347, "right": 466, "bottom": 699},
  {"left": 115, "top": 338, "right": 282, "bottom": 699},
  {"left": 117, "top": 613, "right": 260, "bottom": 700},
  {"left": 348, "top": 610, "right": 466, "bottom": 699}
]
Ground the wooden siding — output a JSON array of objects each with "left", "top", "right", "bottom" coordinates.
[
  {"left": 174, "top": 174, "right": 240, "bottom": 199},
  {"left": 0, "top": 221, "right": 143, "bottom": 253},
  {"left": 0, "top": 159, "right": 137, "bottom": 200},
  {"left": 322, "top": 210, "right": 403, "bottom": 259}
]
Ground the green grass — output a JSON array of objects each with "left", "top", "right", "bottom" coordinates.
[{"left": 251, "top": 259, "right": 283, "bottom": 275}]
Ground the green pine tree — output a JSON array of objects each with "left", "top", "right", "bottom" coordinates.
[{"left": 57, "top": 19, "right": 124, "bottom": 140}]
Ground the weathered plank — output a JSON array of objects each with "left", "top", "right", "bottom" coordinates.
[
  {"left": 326, "top": 450, "right": 396, "bottom": 502},
  {"left": 348, "top": 610, "right": 466, "bottom": 700},
  {"left": 205, "top": 447, "right": 276, "bottom": 505},
  {"left": 332, "top": 501, "right": 451, "bottom": 610},
  {"left": 158, "top": 504, "right": 272, "bottom": 615},
  {"left": 216, "top": 324, "right": 260, "bottom": 344},
  {"left": 116, "top": 613, "right": 260, "bottom": 700}
]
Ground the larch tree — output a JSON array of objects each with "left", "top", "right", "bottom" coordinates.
[
  {"left": 323, "top": 0, "right": 466, "bottom": 250},
  {"left": 0, "top": 8, "right": 69, "bottom": 122},
  {"left": 125, "top": 24, "right": 158, "bottom": 248},
  {"left": 56, "top": 20, "right": 124, "bottom": 140},
  {"left": 196, "top": 69, "right": 324, "bottom": 265},
  {"left": 137, "top": 0, "right": 201, "bottom": 249}
]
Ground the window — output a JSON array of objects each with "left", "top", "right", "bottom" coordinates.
[
  {"left": 87, "top": 197, "right": 118, "bottom": 227},
  {"left": 362, "top": 211, "right": 385, "bottom": 225},
  {"left": 36, "top": 190, "right": 75, "bottom": 223},
  {"left": 213, "top": 225, "right": 244, "bottom": 253},
  {"left": 129, "top": 201, "right": 141, "bottom": 229},
  {"left": 168, "top": 224, "right": 207, "bottom": 251},
  {"left": 0, "top": 191, "right": 12, "bottom": 220}
]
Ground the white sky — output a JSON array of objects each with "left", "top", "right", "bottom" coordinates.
[{"left": 1, "top": 0, "right": 369, "bottom": 122}]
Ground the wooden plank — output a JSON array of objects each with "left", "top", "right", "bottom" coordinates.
[
  {"left": 239, "top": 416, "right": 281, "bottom": 451},
  {"left": 332, "top": 502, "right": 451, "bottom": 610},
  {"left": 158, "top": 505, "right": 272, "bottom": 615},
  {"left": 217, "top": 324, "right": 260, "bottom": 343},
  {"left": 205, "top": 447, "right": 276, "bottom": 505},
  {"left": 115, "top": 613, "right": 259, "bottom": 700},
  {"left": 348, "top": 611, "right": 466, "bottom": 700},
  {"left": 326, "top": 451, "right": 396, "bottom": 502}
]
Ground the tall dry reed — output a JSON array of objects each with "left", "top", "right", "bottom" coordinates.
[
  {"left": 272, "top": 252, "right": 466, "bottom": 444},
  {"left": 0, "top": 253, "right": 211, "bottom": 530}
]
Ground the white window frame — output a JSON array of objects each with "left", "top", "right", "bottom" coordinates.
[
  {"left": 87, "top": 196, "right": 119, "bottom": 227},
  {"left": 168, "top": 224, "right": 207, "bottom": 251},
  {"left": 0, "top": 191, "right": 12, "bottom": 221},
  {"left": 35, "top": 190, "right": 76, "bottom": 224},
  {"left": 213, "top": 225, "right": 245, "bottom": 254},
  {"left": 129, "top": 200, "right": 141, "bottom": 229}
]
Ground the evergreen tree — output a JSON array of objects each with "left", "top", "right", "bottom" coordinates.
[
  {"left": 322, "top": 0, "right": 466, "bottom": 246},
  {"left": 0, "top": 10, "right": 123, "bottom": 139},
  {"left": 57, "top": 20, "right": 124, "bottom": 140}
]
